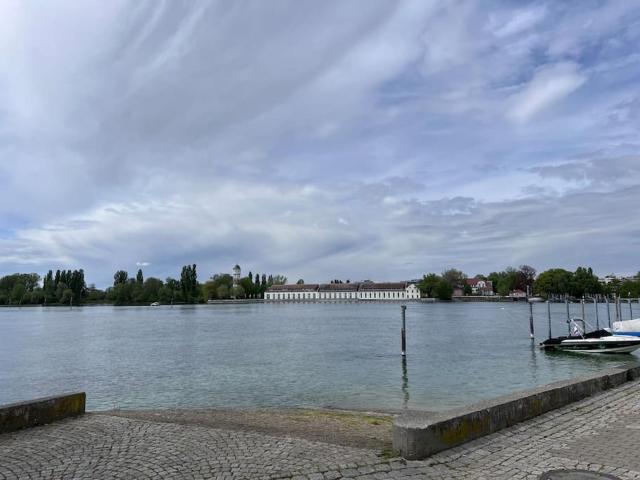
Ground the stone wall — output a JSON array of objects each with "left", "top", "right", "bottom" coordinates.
[
  {"left": 394, "top": 365, "right": 640, "bottom": 460},
  {"left": 0, "top": 392, "right": 86, "bottom": 434}
]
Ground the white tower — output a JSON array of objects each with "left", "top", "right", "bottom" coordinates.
[{"left": 232, "top": 264, "right": 241, "bottom": 287}]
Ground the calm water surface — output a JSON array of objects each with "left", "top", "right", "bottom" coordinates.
[{"left": 0, "top": 302, "right": 637, "bottom": 411}]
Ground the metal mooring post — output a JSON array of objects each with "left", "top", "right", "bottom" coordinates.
[
  {"left": 565, "top": 298, "right": 571, "bottom": 335},
  {"left": 401, "top": 305, "right": 407, "bottom": 356},
  {"left": 606, "top": 296, "right": 611, "bottom": 328},
  {"left": 630, "top": 297, "right": 633, "bottom": 319},
  {"left": 581, "top": 296, "right": 585, "bottom": 321},
  {"left": 615, "top": 294, "right": 620, "bottom": 323},
  {"left": 593, "top": 297, "right": 599, "bottom": 329},
  {"left": 528, "top": 300, "right": 534, "bottom": 339},
  {"left": 546, "top": 300, "right": 552, "bottom": 339}
]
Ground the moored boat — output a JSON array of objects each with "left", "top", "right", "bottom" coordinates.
[{"left": 540, "top": 319, "right": 640, "bottom": 354}]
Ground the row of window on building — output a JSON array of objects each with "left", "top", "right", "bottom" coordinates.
[{"left": 264, "top": 283, "right": 421, "bottom": 301}]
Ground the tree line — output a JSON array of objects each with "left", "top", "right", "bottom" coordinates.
[
  {"left": 417, "top": 265, "right": 640, "bottom": 300},
  {"left": 2, "top": 264, "right": 638, "bottom": 306},
  {"left": 0, "top": 266, "right": 287, "bottom": 306}
]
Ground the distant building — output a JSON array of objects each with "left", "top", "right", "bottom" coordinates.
[
  {"left": 509, "top": 289, "right": 527, "bottom": 299},
  {"left": 264, "top": 282, "right": 421, "bottom": 301},
  {"left": 232, "top": 264, "right": 241, "bottom": 287},
  {"left": 466, "top": 278, "right": 494, "bottom": 296}
]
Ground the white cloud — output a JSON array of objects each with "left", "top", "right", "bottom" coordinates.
[
  {"left": 508, "top": 63, "right": 587, "bottom": 123},
  {"left": 487, "top": 5, "right": 547, "bottom": 38},
  {"left": 1, "top": 1, "right": 640, "bottom": 284}
]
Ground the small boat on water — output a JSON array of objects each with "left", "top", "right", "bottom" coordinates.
[
  {"left": 150, "top": 302, "right": 160, "bottom": 307},
  {"left": 540, "top": 319, "right": 640, "bottom": 354}
]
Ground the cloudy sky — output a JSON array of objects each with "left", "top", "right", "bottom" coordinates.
[{"left": 0, "top": 0, "right": 639, "bottom": 287}]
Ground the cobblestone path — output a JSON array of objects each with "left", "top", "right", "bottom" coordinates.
[{"left": 2, "top": 380, "right": 640, "bottom": 479}]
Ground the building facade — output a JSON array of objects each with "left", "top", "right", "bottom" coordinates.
[
  {"left": 466, "top": 278, "right": 494, "bottom": 296},
  {"left": 264, "top": 282, "right": 421, "bottom": 301}
]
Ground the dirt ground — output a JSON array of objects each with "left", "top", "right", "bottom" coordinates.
[{"left": 105, "top": 407, "right": 395, "bottom": 453}]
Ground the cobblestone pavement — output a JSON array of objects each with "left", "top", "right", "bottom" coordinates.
[{"left": 2, "top": 381, "right": 640, "bottom": 479}]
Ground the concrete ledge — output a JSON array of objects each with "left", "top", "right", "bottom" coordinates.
[
  {"left": 393, "top": 364, "right": 640, "bottom": 460},
  {"left": 0, "top": 392, "right": 86, "bottom": 434}
]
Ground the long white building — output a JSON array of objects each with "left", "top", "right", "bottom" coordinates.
[{"left": 264, "top": 282, "right": 421, "bottom": 301}]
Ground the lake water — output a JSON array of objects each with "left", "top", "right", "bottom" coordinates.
[{"left": 1, "top": 302, "right": 637, "bottom": 412}]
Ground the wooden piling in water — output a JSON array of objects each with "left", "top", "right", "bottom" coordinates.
[
  {"left": 593, "top": 297, "right": 599, "bottom": 329},
  {"left": 606, "top": 296, "right": 611, "bottom": 328},
  {"left": 528, "top": 301, "right": 534, "bottom": 339},
  {"left": 565, "top": 298, "right": 571, "bottom": 335},
  {"left": 401, "top": 305, "right": 406, "bottom": 356},
  {"left": 546, "top": 300, "right": 551, "bottom": 339}
]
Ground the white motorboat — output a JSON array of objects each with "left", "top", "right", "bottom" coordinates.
[
  {"left": 150, "top": 302, "right": 160, "bottom": 307},
  {"left": 540, "top": 319, "right": 640, "bottom": 354}
]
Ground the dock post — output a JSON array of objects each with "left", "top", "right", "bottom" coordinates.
[
  {"left": 547, "top": 300, "right": 552, "bottom": 339},
  {"left": 401, "top": 305, "right": 407, "bottom": 356},
  {"left": 630, "top": 297, "right": 633, "bottom": 319},
  {"left": 528, "top": 300, "right": 534, "bottom": 339},
  {"left": 593, "top": 297, "right": 599, "bottom": 329},
  {"left": 581, "top": 296, "right": 585, "bottom": 321},
  {"left": 606, "top": 296, "right": 611, "bottom": 328},
  {"left": 565, "top": 298, "right": 571, "bottom": 335}
]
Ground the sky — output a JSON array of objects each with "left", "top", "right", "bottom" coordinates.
[{"left": 0, "top": 0, "right": 639, "bottom": 287}]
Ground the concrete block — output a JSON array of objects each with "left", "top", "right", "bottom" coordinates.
[
  {"left": 393, "top": 365, "right": 638, "bottom": 460},
  {"left": 0, "top": 392, "right": 86, "bottom": 434}
]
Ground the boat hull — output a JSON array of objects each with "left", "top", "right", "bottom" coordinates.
[
  {"left": 540, "top": 335, "right": 640, "bottom": 354},
  {"left": 550, "top": 343, "right": 640, "bottom": 354}
]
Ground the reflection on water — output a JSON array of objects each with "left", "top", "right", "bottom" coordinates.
[
  {"left": 401, "top": 356, "right": 409, "bottom": 409},
  {"left": 1, "top": 302, "right": 639, "bottom": 412}
]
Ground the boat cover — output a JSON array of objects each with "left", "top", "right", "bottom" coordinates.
[{"left": 613, "top": 319, "right": 640, "bottom": 332}]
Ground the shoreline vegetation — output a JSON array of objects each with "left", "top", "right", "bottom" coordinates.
[{"left": 0, "top": 264, "right": 639, "bottom": 307}]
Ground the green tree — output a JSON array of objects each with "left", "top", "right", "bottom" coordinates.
[
  {"left": 418, "top": 273, "right": 441, "bottom": 297},
  {"left": 60, "top": 288, "right": 74, "bottom": 305},
  {"left": 231, "top": 284, "right": 245, "bottom": 299},
  {"left": 570, "top": 266, "right": 601, "bottom": 297},
  {"left": 136, "top": 269, "right": 144, "bottom": 285},
  {"left": 534, "top": 268, "right": 573, "bottom": 297},
  {"left": 141, "top": 277, "right": 163, "bottom": 303},
  {"left": 114, "top": 270, "right": 128, "bottom": 286},
  {"left": 180, "top": 264, "right": 198, "bottom": 302},
  {"left": 435, "top": 280, "right": 453, "bottom": 300},
  {"left": 518, "top": 265, "right": 537, "bottom": 291},
  {"left": 442, "top": 269, "right": 466, "bottom": 288},
  {"left": 496, "top": 278, "right": 512, "bottom": 297},
  {"left": 239, "top": 277, "right": 255, "bottom": 298},
  {"left": 216, "top": 284, "right": 230, "bottom": 299},
  {"left": 11, "top": 283, "right": 26, "bottom": 304}
]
